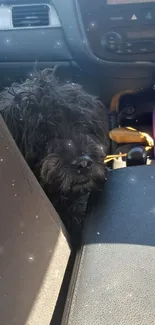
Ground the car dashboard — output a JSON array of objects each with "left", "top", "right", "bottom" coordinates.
[{"left": 0, "top": 0, "right": 155, "bottom": 102}]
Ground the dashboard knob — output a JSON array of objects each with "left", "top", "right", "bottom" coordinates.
[
  {"left": 101, "top": 31, "right": 122, "bottom": 51},
  {"left": 126, "top": 146, "right": 147, "bottom": 167}
]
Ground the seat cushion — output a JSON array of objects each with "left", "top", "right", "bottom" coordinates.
[{"left": 61, "top": 164, "right": 155, "bottom": 325}]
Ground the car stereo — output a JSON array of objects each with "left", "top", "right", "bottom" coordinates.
[{"left": 78, "top": 0, "right": 155, "bottom": 61}]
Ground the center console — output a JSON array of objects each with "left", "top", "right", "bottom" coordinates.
[
  {"left": 62, "top": 163, "right": 155, "bottom": 325},
  {"left": 108, "top": 87, "right": 155, "bottom": 169},
  {"left": 78, "top": 0, "right": 155, "bottom": 61}
]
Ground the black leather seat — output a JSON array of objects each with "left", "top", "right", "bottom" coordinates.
[{"left": 61, "top": 165, "right": 155, "bottom": 325}]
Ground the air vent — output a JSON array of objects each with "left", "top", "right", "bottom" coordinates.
[{"left": 12, "top": 4, "right": 50, "bottom": 28}]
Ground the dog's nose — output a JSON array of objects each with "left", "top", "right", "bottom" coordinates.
[{"left": 72, "top": 155, "right": 92, "bottom": 174}]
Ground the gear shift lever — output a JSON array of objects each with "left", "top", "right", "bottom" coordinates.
[{"left": 126, "top": 146, "right": 147, "bottom": 167}]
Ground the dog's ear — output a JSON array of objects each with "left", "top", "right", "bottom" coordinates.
[
  {"left": 0, "top": 88, "right": 24, "bottom": 146},
  {"left": 81, "top": 96, "right": 109, "bottom": 151},
  {"left": 92, "top": 98, "right": 109, "bottom": 145}
]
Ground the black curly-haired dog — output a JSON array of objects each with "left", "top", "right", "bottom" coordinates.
[{"left": 0, "top": 69, "right": 109, "bottom": 247}]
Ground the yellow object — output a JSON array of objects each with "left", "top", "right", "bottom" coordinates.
[
  {"left": 105, "top": 126, "right": 153, "bottom": 163},
  {"left": 104, "top": 153, "right": 127, "bottom": 163},
  {"left": 108, "top": 89, "right": 153, "bottom": 164},
  {"left": 109, "top": 127, "right": 154, "bottom": 147}
]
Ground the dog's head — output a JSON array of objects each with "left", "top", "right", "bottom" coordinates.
[{"left": 1, "top": 69, "right": 109, "bottom": 196}]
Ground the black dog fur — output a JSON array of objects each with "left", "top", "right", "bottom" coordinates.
[{"left": 0, "top": 69, "right": 109, "bottom": 247}]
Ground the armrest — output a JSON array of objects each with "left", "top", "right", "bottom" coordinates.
[{"left": 61, "top": 165, "right": 155, "bottom": 325}]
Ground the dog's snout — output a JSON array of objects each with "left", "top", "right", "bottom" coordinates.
[
  {"left": 77, "top": 156, "right": 92, "bottom": 168},
  {"left": 72, "top": 155, "right": 92, "bottom": 174}
]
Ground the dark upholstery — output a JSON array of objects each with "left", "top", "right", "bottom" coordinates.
[
  {"left": 62, "top": 165, "right": 155, "bottom": 325},
  {"left": 0, "top": 116, "right": 70, "bottom": 325}
]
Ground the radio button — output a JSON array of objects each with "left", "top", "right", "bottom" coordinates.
[
  {"left": 124, "top": 42, "right": 133, "bottom": 53},
  {"left": 109, "top": 43, "right": 116, "bottom": 50},
  {"left": 115, "top": 43, "right": 124, "bottom": 53},
  {"left": 139, "top": 48, "right": 148, "bottom": 53},
  {"left": 126, "top": 48, "right": 133, "bottom": 53},
  {"left": 107, "top": 39, "right": 117, "bottom": 50},
  {"left": 116, "top": 47, "right": 124, "bottom": 54},
  {"left": 107, "top": 35, "right": 116, "bottom": 42},
  {"left": 131, "top": 41, "right": 154, "bottom": 53},
  {"left": 102, "top": 31, "right": 122, "bottom": 51},
  {"left": 126, "top": 42, "right": 132, "bottom": 48},
  {"left": 140, "top": 9, "right": 153, "bottom": 21}
]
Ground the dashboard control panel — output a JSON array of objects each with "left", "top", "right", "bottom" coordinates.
[
  {"left": 102, "top": 30, "right": 155, "bottom": 54},
  {"left": 78, "top": 0, "right": 155, "bottom": 61}
]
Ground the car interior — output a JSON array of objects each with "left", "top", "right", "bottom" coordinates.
[{"left": 1, "top": 0, "right": 155, "bottom": 324}]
